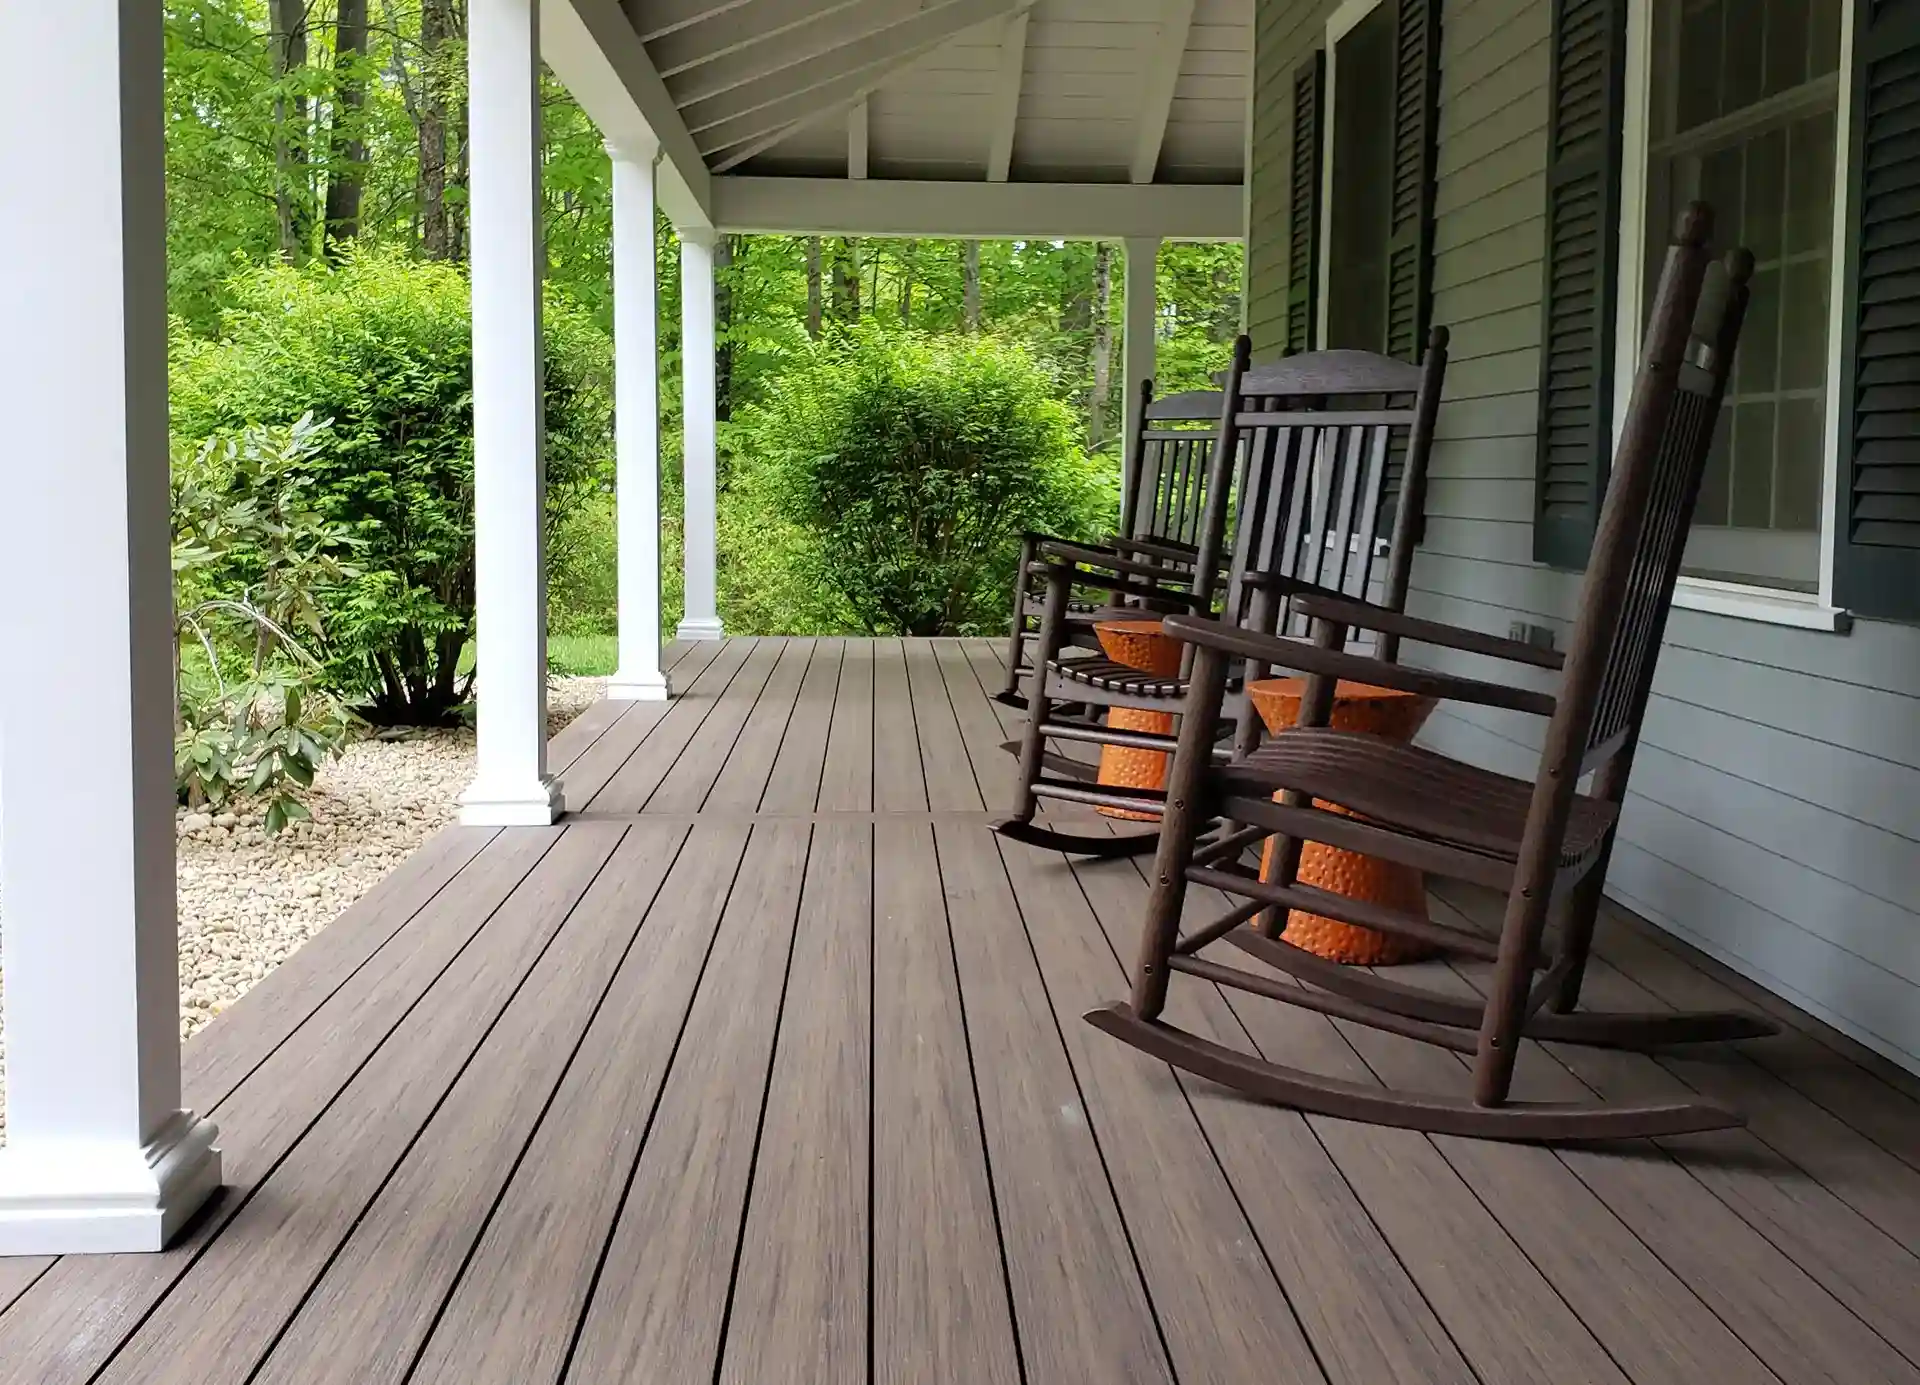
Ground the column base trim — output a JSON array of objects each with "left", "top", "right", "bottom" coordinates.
[
  {"left": 458, "top": 774, "right": 564, "bottom": 826},
  {"left": 607, "top": 669, "right": 672, "bottom": 701},
  {"left": 0, "top": 1110, "right": 222, "bottom": 1256},
  {"left": 675, "top": 617, "right": 726, "bottom": 641}
]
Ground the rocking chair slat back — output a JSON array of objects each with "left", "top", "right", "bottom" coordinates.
[
  {"left": 1119, "top": 379, "right": 1224, "bottom": 545},
  {"left": 1545, "top": 223, "right": 1754, "bottom": 773}
]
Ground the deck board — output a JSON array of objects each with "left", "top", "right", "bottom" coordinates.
[{"left": 6, "top": 638, "right": 1918, "bottom": 1385}]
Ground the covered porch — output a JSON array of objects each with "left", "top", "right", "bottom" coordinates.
[{"left": 2, "top": 638, "right": 1918, "bottom": 1383}]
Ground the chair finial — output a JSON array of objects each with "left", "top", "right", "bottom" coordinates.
[{"left": 1675, "top": 201, "right": 1715, "bottom": 247}]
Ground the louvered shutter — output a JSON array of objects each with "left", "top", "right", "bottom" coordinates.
[
  {"left": 1285, "top": 52, "right": 1324, "bottom": 355},
  {"left": 1532, "top": 0, "right": 1628, "bottom": 569},
  {"left": 1836, "top": 0, "right": 1920, "bottom": 621},
  {"left": 1380, "top": 0, "right": 1442, "bottom": 540}
]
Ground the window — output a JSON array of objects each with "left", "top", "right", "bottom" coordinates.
[
  {"left": 1321, "top": 0, "right": 1397, "bottom": 352},
  {"left": 1624, "top": 0, "right": 1845, "bottom": 595}
]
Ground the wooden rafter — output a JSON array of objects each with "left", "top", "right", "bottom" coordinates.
[
  {"left": 623, "top": 0, "right": 757, "bottom": 43},
  {"left": 660, "top": 0, "right": 914, "bottom": 96},
  {"left": 848, "top": 98, "right": 870, "bottom": 178},
  {"left": 683, "top": 0, "right": 1024, "bottom": 145},
  {"left": 1129, "top": 0, "right": 1197, "bottom": 184},
  {"left": 985, "top": 7, "right": 1029, "bottom": 181}
]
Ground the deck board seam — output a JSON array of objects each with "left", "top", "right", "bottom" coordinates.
[
  {"left": 393, "top": 822, "right": 700, "bottom": 1385},
  {"left": 82, "top": 828, "right": 569, "bottom": 1383},
  {"left": 551, "top": 823, "right": 760, "bottom": 1385},
  {"left": 700, "top": 638, "right": 817, "bottom": 815},
  {"left": 239, "top": 826, "right": 636, "bottom": 1384}
]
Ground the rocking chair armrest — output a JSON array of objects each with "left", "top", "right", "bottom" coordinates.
[
  {"left": 1037, "top": 539, "right": 1204, "bottom": 583},
  {"left": 1111, "top": 536, "right": 1205, "bottom": 564},
  {"left": 1035, "top": 562, "right": 1207, "bottom": 609},
  {"left": 1161, "top": 615, "right": 1559, "bottom": 718},
  {"left": 1292, "top": 594, "right": 1566, "bottom": 671}
]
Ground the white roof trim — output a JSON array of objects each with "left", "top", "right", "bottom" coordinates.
[
  {"left": 711, "top": 176, "right": 1243, "bottom": 240},
  {"left": 985, "top": 9, "right": 1029, "bottom": 182},
  {"left": 547, "top": 0, "right": 712, "bottom": 225},
  {"left": 1130, "top": 0, "right": 1197, "bottom": 184}
]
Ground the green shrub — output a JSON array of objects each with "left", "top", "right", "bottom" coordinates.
[
  {"left": 171, "top": 417, "right": 359, "bottom": 831},
  {"left": 170, "top": 248, "right": 613, "bottom": 724},
  {"left": 548, "top": 489, "right": 619, "bottom": 638},
  {"left": 730, "top": 326, "right": 1116, "bottom": 636}
]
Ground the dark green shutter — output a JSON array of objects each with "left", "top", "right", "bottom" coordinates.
[
  {"left": 1285, "top": 52, "right": 1324, "bottom": 355},
  {"left": 1381, "top": 0, "right": 1442, "bottom": 540},
  {"left": 1836, "top": 0, "right": 1920, "bottom": 621},
  {"left": 1532, "top": 0, "right": 1628, "bottom": 569},
  {"left": 1385, "top": 0, "right": 1440, "bottom": 364}
]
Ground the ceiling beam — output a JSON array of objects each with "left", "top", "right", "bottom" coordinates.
[
  {"left": 683, "top": 0, "right": 1024, "bottom": 145},
  {"left": 985, "top": 8, "right": 1028, "bottom": 181},
  {"left": 623, "top": 0, "right": 756, "bottom": 43},
  {"left": 1130, "top": 0, "right": 1197, "bottom": 184},
  {"left": 711, "top": 175, "right": 1244, "bottom": 240},
  {"left": 848, "top": 99, "right": 870, "bottom": 178},
  {"left": 661, "top": 0, "right": 915, "bottom": 98},
  {"left": 546, "top": 0, "right": 712, "bottom": 225}
]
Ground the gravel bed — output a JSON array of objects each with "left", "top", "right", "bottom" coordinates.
[{"left": 0, "top": 677, "right": 606, "bottom": 1145}]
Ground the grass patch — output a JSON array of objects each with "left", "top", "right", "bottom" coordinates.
[{"left": 452, "top": 633, "right": 620, "bottom": 680}]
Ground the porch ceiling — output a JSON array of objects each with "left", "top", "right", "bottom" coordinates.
[{"left": 617, "top": 0, "right": 1250, "bottom": 232}]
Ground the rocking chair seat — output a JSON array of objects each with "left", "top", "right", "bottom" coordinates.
[
  {"left": 1222, "top": 730, "right": 1618, "bottom": 865},
  {"left": 1050, "top": 657, "right": 1246, "bottom": 699}
]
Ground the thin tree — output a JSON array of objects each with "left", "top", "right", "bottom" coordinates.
[
  {"left": 805, "top": 236, "right": 823, "bottom": 339},
  {"left": 715, "top": 234, "right": 738, "bottom": 423},
  {"left": 1087, "top": 242, "right": 1115, "bottom": 445},
  {"left": 831, "top": 237, "right": 860, "bottom": 323},
  {"left": 417, "top": 0, "right": 459, "bottom": 259},
  {"left": 269, "top": 0, "right": 313, "bottom": 262},
  {"left": 962, "top": 241, "right": 981, "bottom": 331},
  {"left": 899, "top": 239, "right": 916, "bottom": 326},
  {"left": 324, "top": 0, "right": 371, "bottom": 259}
]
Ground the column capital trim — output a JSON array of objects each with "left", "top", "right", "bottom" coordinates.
[{"left": 677, "top": 223, "right": 722, "bottom": 250}]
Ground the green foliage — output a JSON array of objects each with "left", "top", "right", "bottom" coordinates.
[
  {"left": 171, "top": 249, "right": 614, "bottom": 723},
  {"left": 733, "top": 327, "right": 1117, "bottom": 636},
  {"left": 171, "top": 418, "right": 359, "bottom": 830}
]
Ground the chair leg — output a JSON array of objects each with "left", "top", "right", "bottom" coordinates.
[
  {"left": 1129, "top": 643, "right": 1230, "bottom": 1020},
  {"left": 1473, "top": 859, "right": 1560, "bottom": 1107},
  {"left": 1007, "top": 565, "right": 1071, "bottom": 825},
  {"left": 1001, "top": 533, "right": 1040, "bottom": 704},
  {"left": 1256, "top": 618, "right": 1346, "bottom": 938},
  {"left": 1548, "top": 756, "right": 1630, "bottom": 1015}
]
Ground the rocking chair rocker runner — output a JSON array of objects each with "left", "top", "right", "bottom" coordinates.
[
  {"left": 995, "top": 327, "right": 1450, "bottom": 859},
  {"left": 997, "top": 366, "right": 1239, "bottom": 709},
  {"left": 1090, "top": 207, "right": 1777, "bottom": 1142}
]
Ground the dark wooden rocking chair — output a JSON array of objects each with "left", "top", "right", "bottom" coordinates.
[
  {"left": 994, "top": 328, "right": 1450, "bottom": 859},
  {"left": 997, "top": 352, "right": 1243, "bottom": 708},
  {"left": 1090, "top": 207, "right": 1776, "bottom": 1142}
]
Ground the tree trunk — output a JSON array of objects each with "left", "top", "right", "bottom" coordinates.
[
  {"left": 963, "top": 241, "right": 981, "bottom": 331},
  {"left": 269, "top": 0, "right": 312, "bottom": 263},
  {"left": 899, "top": 239, "right": 915, "bottom": 326},
  {"left": 323, "top": 0, "right": 370, "bottom": 259},
  {"left": 831, "top": 237, "right": 860, "bottom": 322},
  {"left": 805, "top": 236, "right": 823, "bottom": 339},
  {"left": 417, "top": 0, "right": 457, "bottom": 260},
  {"left": 1088, "top": 242, "right": 1115, "bottom": 446},
  {"left": 714, "top": 234, "right": 737, "bottom": 424}
]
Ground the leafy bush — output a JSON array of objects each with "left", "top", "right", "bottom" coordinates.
[
  {"left": 170, "top": 248, "right": 613, "bottom": 724},
  {"left": 172, "top": 418, "right": 359, "bottom": 832},
  {"left": 730, "top": 326, "right": 1115, "bottom": 636}
]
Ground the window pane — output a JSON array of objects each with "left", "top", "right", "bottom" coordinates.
[
  {"left": 1644, "top": 0, "right": 1839, "bottom": 593},
  {"left": 1325, "top": 3, "right": 1396, "bottom": 351}
]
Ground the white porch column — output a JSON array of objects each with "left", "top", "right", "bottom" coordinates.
[
  {"left": 607, "top": 138, "right": 671, "bottom": 700},
  {"left": 0, "top": 0, "right": 222, "bottom": 1254},
  {"left": 677, "top": 225, "right": 725, "bottom": 642},
  {"left": 459, "top": 0, "right": 561, "bottom": 827},
  {"left": 1122, "top": 237, "right": 1161, "bottom": 496}
]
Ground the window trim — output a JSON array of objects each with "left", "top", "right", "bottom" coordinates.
[
  {"left": 1315, "top": 0, "right": 1392, "bottom": 349},
  {"left": 1611, "top": 0, "right": 1858, "bottom": 629}
]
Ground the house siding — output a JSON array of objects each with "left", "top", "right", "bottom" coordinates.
[{"left": 1245, "top": 0, "right": 1920, "bottom": 1073}]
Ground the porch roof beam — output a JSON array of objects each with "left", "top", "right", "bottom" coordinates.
[
  {"left": 685, "top": 0, "right": 1025, "bottom": 147},
  {"left": 648, "top": 0, "right": 871, "bottom": 72},
  {"left": 546, "top": 0, "right": 712, "bottom": 226},
  {"left": 710, "top": 175, "right": 1244, "bottom": 240},
  {"left": 1130, "top": 0, "right": 1197, "bottom": 184},
  {"left": 663, "top": 0, "right": 918, "bottom": 101},
  {"left": 624, "top": 0, "right": 756, "bottom": 43},
  {"left": 985, "top": 7, "right": 1028, "bottom": 180}
]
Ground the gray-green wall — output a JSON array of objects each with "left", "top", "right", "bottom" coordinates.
[{"left": 1247, "top": 0, "right": 1920, "bottom": 1073}]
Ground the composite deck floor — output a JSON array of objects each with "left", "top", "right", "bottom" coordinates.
[{"left": 4, "top": 636, "right": 1920, "bottom": 1383}]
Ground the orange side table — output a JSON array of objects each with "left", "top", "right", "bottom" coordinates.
[
  {"left": 1092, "top": 619, "right": 1183, "bottom": 821},
  {"left": 1245, "top": 678, "right": 1436, "bottom": 965}
]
